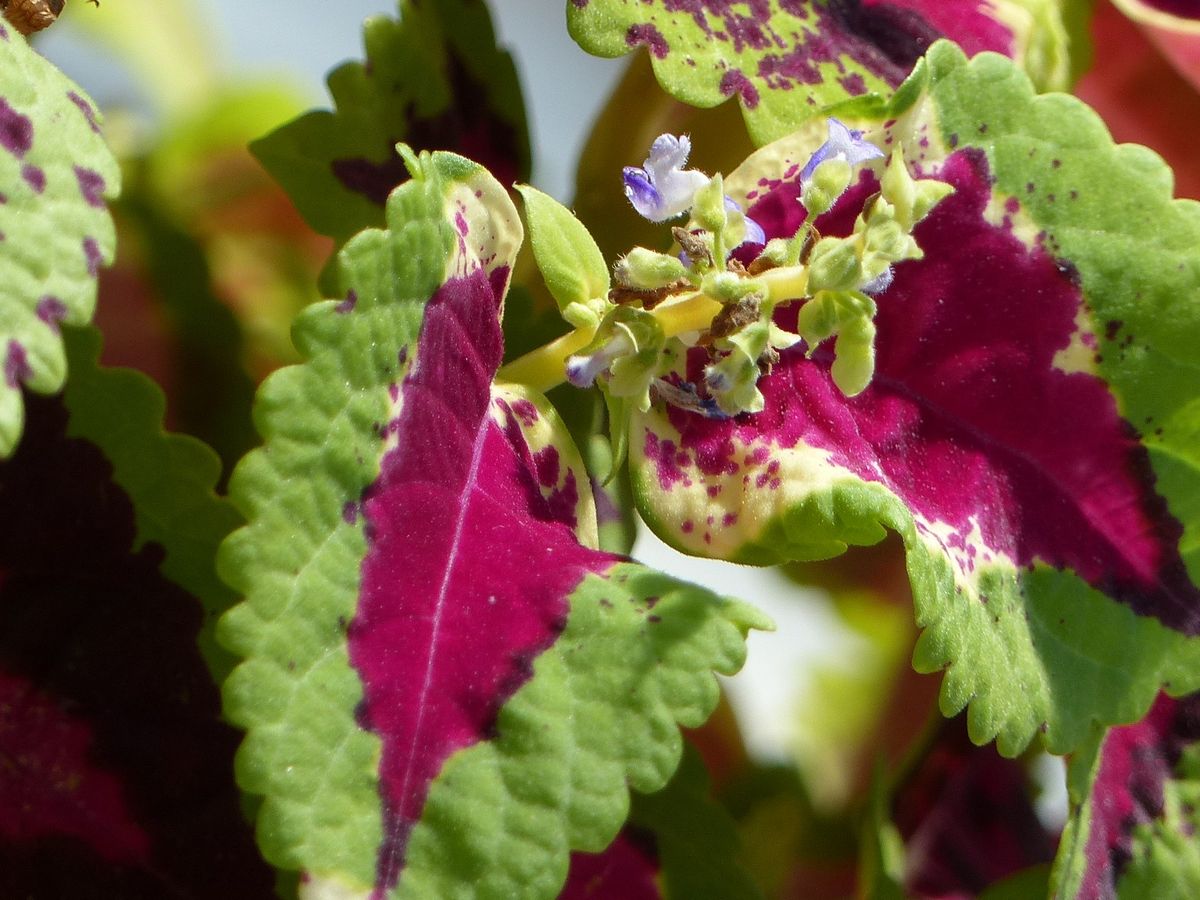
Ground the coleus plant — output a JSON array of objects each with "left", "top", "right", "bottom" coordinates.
[{"left": 2, "top": 1, "right": 1200, "bottom": 899}]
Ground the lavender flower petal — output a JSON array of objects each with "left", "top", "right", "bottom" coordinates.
[
  {"left": 623, "top": 166, "right": 665, "bottom": 220},
  {"left": 624, "top": 133, "right": 708, "bottom": 222},
  {"left": 800, "top": 117, "right": 886, "bottom": 183}
]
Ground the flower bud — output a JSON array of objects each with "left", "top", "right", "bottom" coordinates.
[
  {"left": 830, "top": 315, "right": 876, "bottom": 397},
  {"left": 693, "top": 174, "right": 727, "bottom": 233},
  {"left": 807, "top": 237, "right": 863, "bottom": 293},
  {"left": 797, "top": 293, "right": 840, "bottom": 350},
  {"left": 801, "top": 158, "right": 852, "bottom": 217},
  {"left": 615, "top": 248, "right": 688, "bottom": 290}
]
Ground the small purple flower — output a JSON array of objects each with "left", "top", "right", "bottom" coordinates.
[
  {"left": 566, "top": 331, "right": 635, "bottom": 388},
  {"left": 799, "top": 118, "right": 885, "bottom": 183},
  {"left": 623, "top": 134, "right": 709, "bottom": 222},
  {"left": 861, "top": 267, "right": 894, "bottom": 295},
  {"left": 733, "top": 198, "right": 766, "bottom": 247}
]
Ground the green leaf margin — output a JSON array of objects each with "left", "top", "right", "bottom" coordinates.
[{"left": 61, "top": 326, "right": 243, "bottom": 681}]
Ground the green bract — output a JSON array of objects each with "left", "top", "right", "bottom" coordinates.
[{"left": 516, "top": 184, "right": 610, "bottom": 323}]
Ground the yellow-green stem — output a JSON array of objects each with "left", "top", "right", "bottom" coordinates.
[
  {"left": 653, "top": 291, "right": 723, "bottom": 339},
  {"left": 495, "top": 291, "right": 724, "bottom": 393},
  {"left": 495, "top": 328, "right": 595, "bottom": 393},
  {"left": 760, "top": 265, "right": 809, "bottom": 303}
]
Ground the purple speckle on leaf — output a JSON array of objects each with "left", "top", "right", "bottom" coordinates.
[
  {"left": 5, "top": 340, "right": 31, "bottom": 388},
  {"left": 510, "top": 399, "right": 539, "bottom": 427},
  {"left": 83, "top": 237, "right": 103, "bottom": 277},
  {"left": 67, "top": 92, "right": 102, "bottom": 134},
  {"left": 73, "top": 166, "right": 107, "bottom": 208},
  {"left": 719, "top": 70, "right": 761, "bottom": 108},
  {"left": 533, "top": 446, "right": 561, "bottom": 489},
  {"left": 0, "top": 99, "right": 32, "bottom": 158},
  {"left": 643, "top": 431, "right": 690, "bottom": 489},
  {"left": 839, "top": 73, "right": 868, "bottom": 95},
  {"left": 36, "top": 297, "right": 68, "bottom": 331},
  {"left": 21, "top": 164, "right": 45, "bottom": 194},
  {"left": 626, "top": 23, "right": 669, "bottom": 59},
  {"left": 336, "top": 290, "right": 358, "bottom": 314}
]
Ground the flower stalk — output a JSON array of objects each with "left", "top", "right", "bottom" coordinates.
[{"left": 504, "top": 121, "right": 954, "bottom": 411}]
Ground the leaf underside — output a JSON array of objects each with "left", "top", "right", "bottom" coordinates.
[{"left": 567, "top": 0, "right": 1070, "bottom": 146}]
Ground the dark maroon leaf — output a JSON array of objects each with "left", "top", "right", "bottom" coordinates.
[
  {"left": 562, "top": 830, "right": 661, "bottom": 900},
  {"left": 0, "top": 393, "right": 272, "bottom": 898},
  {"left": 892, "top": 715, "right": 1056, "bottom": 897}
]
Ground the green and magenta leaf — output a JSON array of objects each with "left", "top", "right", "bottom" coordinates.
[
  {"left": 219, "top": 149, "right": 765, "bottom": 897},
  {"left": 631, "top": 42, "right": 1200, "bottom": 755}
]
